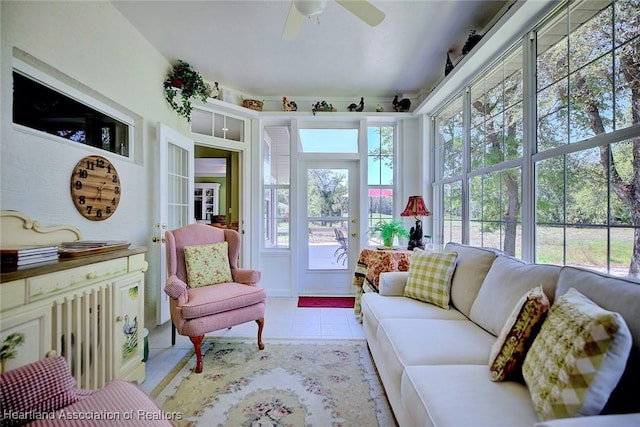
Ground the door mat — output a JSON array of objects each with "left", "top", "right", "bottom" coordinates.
[{"left": 297, "top": 296, "right": 355, "bottom": 308}]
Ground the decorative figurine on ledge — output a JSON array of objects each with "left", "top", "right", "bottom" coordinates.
[
  {"left": 445, "top": 52, "right": 455, "bottom": 76},
  {"left": 210, "top": 82, "right": 219, "bottom": 99},
  {"left": 392, "top": 95, "right": 411, "bottom": 112},
  {"left": 348, "top": 97, "right": 364, "bottom": 112},
  {"left": 282, "top": 96, "right": 297, "bottom": 111},
  {"left": 312, "top": 101, "right": 336, "bottom": 115},
  {"left": 376, "top": 104, "right": 384, "bottom": 112}
]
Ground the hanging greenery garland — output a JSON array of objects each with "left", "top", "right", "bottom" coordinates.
[{"left": 163, "top": 60, "right": 209, "bottom": 121}]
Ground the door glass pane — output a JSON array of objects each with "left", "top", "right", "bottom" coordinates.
[
  {"left": 168, "top": 143, "right": 189, "bottom": 229},
  {"left": 307, "top": 168, "right": 349, "bottom": 270}
]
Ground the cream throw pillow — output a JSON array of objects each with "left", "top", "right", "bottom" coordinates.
[
  {"left": 404, "top": 250, "right": 458, "bottom": 309},
  {"left": 522, "top": 288, "right": 632, "bottom": 421},
  {"left": 184, "top": 242, "right": 233, "bottom": 287}
]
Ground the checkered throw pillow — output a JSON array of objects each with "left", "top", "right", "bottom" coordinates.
[
  {"left": 404, "top": 250, "right": 458, "bottom": 309},
  {"left": 522, "top": 288, "right": 632, "bottom": 421},
  {"left": 0, "top": 356, "right": 84, "bottom": 427}
]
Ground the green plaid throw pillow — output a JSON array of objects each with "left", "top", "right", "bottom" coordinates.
[
  {"left": 404, "top": 250, "right": 458, "bottom": 309},
  {"left": 522, "top": 288, "right": 632, "bottom": 421}
]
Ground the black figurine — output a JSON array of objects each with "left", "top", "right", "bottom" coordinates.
[
  {"left": 407, "top": 222, "right": 425, "bottom": 251},
  {"left": 392, "top": 95, "right": 411, "bottom": 112},
  {"left": 348, "top": 97, "right": 364, "bottom": 112},
  {"left": 445, "top": 52, "right": 454, "bottom": 76}
]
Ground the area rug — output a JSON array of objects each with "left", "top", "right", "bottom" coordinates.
[
  {"left": 297, "top": 296, "right": 355, "bottom": 308},
  {"left": 153, "top": 338, "right": 395, "bottom": 426}
]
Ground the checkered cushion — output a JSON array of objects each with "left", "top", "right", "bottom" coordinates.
[
  {"left": 522, "top": 288, "right": 632, "bottom": 421},
  {"left": 184, "top": 242, "right": 233, "bottom": 287},
  {"left": 0, "top": 356, "right": 85, "bottom": 427},
  {"left": 403, "top": 250, "right": 458, "bottom": 309},
  {"left": 489, "top": 285, "right": 550, "bottom": 381}
]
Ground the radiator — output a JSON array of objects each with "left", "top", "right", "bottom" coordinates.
[{"left": 50, "top": 282, "right": 113, "bottom": 389}]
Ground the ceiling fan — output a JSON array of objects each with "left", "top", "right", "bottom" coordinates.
[{"left": 282, "top": 0, "right": 385, "bottom": 40}]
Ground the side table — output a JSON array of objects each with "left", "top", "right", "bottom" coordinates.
[{"left": 352, "top": 247, "right": 413, "bottom": 321}]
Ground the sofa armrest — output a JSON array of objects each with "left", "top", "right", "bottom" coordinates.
[
  {"left": 534, "top": 414, "right": 640, "bottom": 427},
  {"left": 29, "top": 380, "right": 175, "bottom": 426},
  {"left": 232, "top": 268, "right": 261, "bottom": 286},
  {"left": 0, "top": 356, "right": 86, "bottom": 427},
  {"left": 165, "top": 275, "right": 188, "bottom": 300},
  {"left": 379, "top": 271, "right": 409, "bottom": 296}
]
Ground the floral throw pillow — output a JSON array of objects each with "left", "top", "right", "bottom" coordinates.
[
  {"left": 489, "top": 285, "right": 550, "bottom": 381},
  {"left": 184, "top": 242, "right": 233, "bottom": 287},
  {"left": 404, "top": 250, "right": 458, "bottom": 309},
  {"left": 522, "top": 288, "right": 632, "bottom": 421}
]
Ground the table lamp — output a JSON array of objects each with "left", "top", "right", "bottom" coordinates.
[{"left": 400, "top": 195, "right": 431, "bottom": 250}]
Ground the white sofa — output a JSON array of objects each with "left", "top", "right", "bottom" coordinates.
[{"left": 361, "top": 243, "right": 640, "bottom": 427}]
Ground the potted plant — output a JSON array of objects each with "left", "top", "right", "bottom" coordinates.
[
  {"left": 371, "top": 219, "right": 410, "bottom": 248},
  {"left": 0, "top": 333, "right": 25, "bottom": 373},
  {"left": 163, "top": 60, "right": 209, "bottom": 121}
]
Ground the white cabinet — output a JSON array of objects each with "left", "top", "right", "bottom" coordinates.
[
  {"left": 113, "top": 272, "right": 145, "bottom": 382},
  {"left": 195, "top": 183, "right": 221, "bottom": 223},
  {"left": 0, "top": 250, "right": 147, "bottom": 387}
]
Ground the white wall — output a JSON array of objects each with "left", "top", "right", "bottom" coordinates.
[{"left": 1, "top": 1, "right": 180, "bottom": 327}]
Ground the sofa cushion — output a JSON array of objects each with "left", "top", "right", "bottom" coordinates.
[
  {"left": 184, "top": 242, "right": 233, "bottom": 287},
  {"left": 401, "top": 365, "right": 538, "bottom": 427},
  {"left": 444, "top": 243, "right": 498, "bottom": 318},
  {"left": 489, "top": 285, "right": 550, "bottom": 381},
  {"left": 377, "top": 318, "right": 495, "bottom": 390},
  {"left": 404, "top": 250, "right": 458, "bottom": 309},
  {"left": 0, "top": 356, "right": 84, "bottom": 427},
  {"left": 181, "top": 282, "right": 266, "bottom": 319},
  {"left": 469, "top": 255, "right": 560, "bottom": 336},
  {"left": 522, "top": 288, "right": 632, "bottom": 421}
]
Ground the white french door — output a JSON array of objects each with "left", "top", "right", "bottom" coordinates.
[
  {"left": 155, "top": 123, "right": 194, "bottom": 325},
  {"left": 297, "top": 160, "right": 359, "bottom": 295}
]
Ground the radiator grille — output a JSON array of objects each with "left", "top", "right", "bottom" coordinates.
[{"left": 51, "top": 283, "right": 113, "bottom": 389}]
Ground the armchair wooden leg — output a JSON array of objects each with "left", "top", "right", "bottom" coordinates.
[
  {"left": 190, "top": 335, "right": 205, "bottom": 373},
  {"left": 256, "top": 318, "right": 265, "bottom": 350},
  {"left": 171, "top": 322, "right": 176, "bottom": 346}
]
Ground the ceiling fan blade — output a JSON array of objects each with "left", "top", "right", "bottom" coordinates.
[
  {"left": 282, "top": 1, "right": 305, "bottom": 40},
  {"left": 335, "top": 0, "right": 385, "bottom": 27}
]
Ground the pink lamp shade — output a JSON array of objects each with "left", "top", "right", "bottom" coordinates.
[{"left": 400, "top": 196, "right": 431, "bottom": 218}]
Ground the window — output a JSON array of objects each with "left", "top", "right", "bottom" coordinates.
[
  {"left": 534, "top": 0, "right": 640, "bottom": 275},
  {"left": 299, "top": 129, "right": 358, "bottom": 153},
  {"left": 367, "top": 125, "right": 395, "bottom": 245},
  {"left": 435, "top": 95, "right": 464, "bottom": 245},
  {"left": 468, "top": 46, "right": 524, "bottom": 256},
  {"left": 432, "top": 0, "right": 640, "bottom": 277},
  {"left": 13, "top": 71, "right": 130, "bottom": 156},
  {"left": 263, "top": 125, "right": 291, "bottom": 248}
]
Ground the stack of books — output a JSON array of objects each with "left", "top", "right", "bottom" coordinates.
[{"left": 1, "top": 244, "right": 59, "bottom": 270}]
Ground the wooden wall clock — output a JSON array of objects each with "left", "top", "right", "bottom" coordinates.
[{"left": 70, "top": 155, "right": 121, "bottom": 221}]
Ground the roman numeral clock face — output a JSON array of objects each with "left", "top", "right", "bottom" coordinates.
[{"left": 70, "top": 155, "right": 121, "bottom": 220}]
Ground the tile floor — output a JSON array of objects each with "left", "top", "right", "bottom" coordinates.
[{"left": 140, "top": 297, "right": 365, "bottom": 394}]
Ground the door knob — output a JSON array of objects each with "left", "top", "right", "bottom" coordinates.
[{"left": 351, "top": 233, "right": 357, "bottom": 237}]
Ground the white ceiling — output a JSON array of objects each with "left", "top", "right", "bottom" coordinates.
[{"left": 112, "top": 0, "right": 510, "bottom": 99}]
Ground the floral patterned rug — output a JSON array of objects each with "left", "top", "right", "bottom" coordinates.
[{"left": 153, "top": 339, "right": 395, "bottom": 426}]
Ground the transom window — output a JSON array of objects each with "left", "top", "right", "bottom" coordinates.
[{"left": 12, "top": 71, "right": 131, "bottom": 156}]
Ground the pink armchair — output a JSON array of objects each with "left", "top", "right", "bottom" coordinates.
[{"left": 164, "top": 224, "right": 265, "bottom": 373}]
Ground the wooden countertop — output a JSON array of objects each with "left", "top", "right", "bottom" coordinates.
[{"left": 1, "top": 247, "right": 147, "bottom": 283}]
